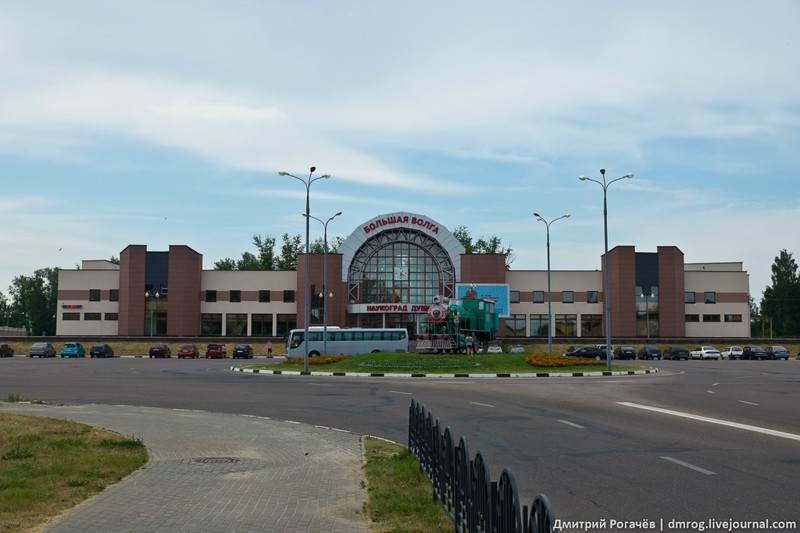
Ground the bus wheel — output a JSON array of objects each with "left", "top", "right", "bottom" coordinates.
[{"left": 309, "top": 351, "right": 321, "bottom": 357}]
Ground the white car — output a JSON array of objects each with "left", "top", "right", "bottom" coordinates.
[
  {"left": 690, "top": 346, "right": 721, "bottom": 360},
  {"left": 720, "top": 346, "right": 743, "bottom": 360}
]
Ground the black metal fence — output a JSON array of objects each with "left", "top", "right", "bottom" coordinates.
[{"left": 409, "top": 399, "right": 557, "bottom": 533}]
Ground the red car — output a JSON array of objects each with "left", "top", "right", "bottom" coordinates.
[
  {"left": 205, "top": 344, "right": 227, "bottom": 358},
  {"left": 0, "top": 343, "right": 14, "bottom": 357},
  {"left": 177, "top": 344, "right": 199, "bottom": 359}
]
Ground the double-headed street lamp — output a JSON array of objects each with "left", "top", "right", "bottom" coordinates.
[
  {"left": 145, "top": 291, "right": 160, "bottom": 336},
  {"left": 279, "top": 166, "right": 331, "bottom": 373},
  {"left": 579, "top": 169, "right": 634, "bottom": 371},
  {"left": 304, "top": 211, "right": 342, "bottom": 359},
  {"left": 533, "top": 212, "right": 570, "bottom": 355}
]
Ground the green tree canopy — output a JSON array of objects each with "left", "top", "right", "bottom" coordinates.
[
  {"left": 452, "top": 225, "right": 515, "bottom": 268},
  {"left": 8, "top": 267, "right": 59, "bottom": 335},
  {"left": 759, "top": 249, "right": 800, "bottom": 336}
]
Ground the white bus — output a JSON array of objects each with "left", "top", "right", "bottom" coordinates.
[{"left": 285, "top": 327, "right": 409, "bottom": 358}]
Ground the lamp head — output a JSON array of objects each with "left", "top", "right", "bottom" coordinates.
[
  {"left": 564, "top": 213, "right": 571, "bottom": 218},
  {"left": 321, "top": 174, "right": 331, "bottom": 179},
  {"left": 310, "top": 166, "right": 316, "bottom": 173},
  {"left": 334, "top": 211, "right": 343, "bottom": 217},
  {"left": 579, "top": 175, "right": 588, "bottom": 181},
  {"left": 600, "top": 168, "right": 606, "bottom": 176},
  {"left": 622, "top": 173, "right": 634, "bottom": 179},
  {"left": 533, "top": 212, "right": 542, "bottom": 219},
  {"left": 278, "top": 171, "right": 287, "bottom": 176}
]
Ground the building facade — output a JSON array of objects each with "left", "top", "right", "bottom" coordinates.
[{"left": 56, "top": 211, "right": 751, "bottom": 339}]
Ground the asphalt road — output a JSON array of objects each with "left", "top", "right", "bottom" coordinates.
[{"left": 1, "top": 355, "right": 798, "bottom": 530}]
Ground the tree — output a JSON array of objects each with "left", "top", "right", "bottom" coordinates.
[
  {"left": 8, "top": 267, "right": 59, "bottom": 336},
  {"left": 452, "top": 225, "right": 515, "bottom": 268},
  {"left": 277, "top": 233, "right": 303, "bottom": 271},
  {"left": 213, "top": 234, "right": 278, "bottom": 271},
  {"left": 760, "top": 249, "right": 800, "bottom": 336}
]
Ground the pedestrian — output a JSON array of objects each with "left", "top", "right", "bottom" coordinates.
[
  {"left": 464, "top": 334, "right": 474, "bottom": 356},
  {"left": 266, "top": 341, "right": 273, "bottom": 356}
]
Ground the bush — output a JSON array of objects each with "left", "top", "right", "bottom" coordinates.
[
  {"left": 283, "top": 355, "right": 351, "bottom": 365},
  {"left": 524, "top": 353, "right": 605, "bottom": 367}
]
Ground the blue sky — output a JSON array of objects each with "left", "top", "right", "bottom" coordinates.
[{"left": 1, "top": 1, "right": 798, "bottom": 303}]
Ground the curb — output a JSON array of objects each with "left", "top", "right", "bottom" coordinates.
[{"left": 229, "top": 366, "right": 659, "bottom": 378}]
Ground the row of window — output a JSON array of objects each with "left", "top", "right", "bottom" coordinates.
[
  {"left": 84, "top": 289, "right": 295, "bottom": 304},
  {"left": 63, "top": 312, "right": 118, "bottom": 321},
  {"left": 510, "top": 291, "right": 722, "bottom": 305},
  {"left": 504, "top": 313, "right": 744, "bottom": 337}
]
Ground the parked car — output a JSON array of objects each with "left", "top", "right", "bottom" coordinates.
[
  {"left": 663, "top": 346, "right": 690, "bottom": 360},
  {"left": 232, "top": 344, "right": 254, "bottom": 359},
  {"left": 720, "top": 346, "right": 743, "bottom": 360},
  {"left": 177, "top": 344, "right": 200, "bottom": 359},
  {"left": 29, "top": 342, "right": 56, "bottom": 358},
  {"left": 638, "top": 346, "right": 662, "bottom": 360},
  {"left": 90, "top": 343, "right": 114, "bottom": 358},
  {"left": 765, "top": 346, "right": 790, "bottom": 360},
  {"left": 690, "top": 346, "right": 721, "bottom": 360},
  {"left": 0, "top": 343, "right": 14, "bottom": 357},
  {"left": 149, "top": 343, "right": 172, "bottom": 358},
  {"left": 613, "top": 346, "right": 636, "bottom": 360},
  {"left": 60, "top": 342, "right": 86, "bottom": 358},
  {"left": 564, "top": 346, "right": 607, "bottom": 360},
  {"left": 742, "top": 345, "right": 768, "bottom": 360},
  {"left": 205, "top": 344, "right": 227, "bottom": 358}
]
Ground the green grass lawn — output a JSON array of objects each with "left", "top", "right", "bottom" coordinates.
[{"left": 247, "top": 351, "right": 643, "bottom": 374}]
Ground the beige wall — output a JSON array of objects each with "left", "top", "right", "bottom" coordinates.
[{"left": 57, "top": 269, "right": 120, "bottom": 336}]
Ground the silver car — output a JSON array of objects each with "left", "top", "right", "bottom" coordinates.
[{"left": 29, "top": 342, "right": 56, "bottom": 358}]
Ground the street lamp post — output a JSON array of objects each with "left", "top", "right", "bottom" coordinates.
[
  {"left": 533, "top": 212, "right": 570, "bottom": 354},
  {"left": 145, "top": 291, "right": 160, "bottom": 336},
  {"left": 640, "top": 290, "right": 654, "bottom": 339},
  {"left": 279, "top": 167, "right": 331, "bottom": 373},
  {"left": 304, "top": 211, "right": 342, "bottom": 359},
  {"left": 579, "top": 169, "right": 634, "bottom": 371}
]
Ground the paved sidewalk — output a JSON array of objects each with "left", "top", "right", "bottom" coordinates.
[{"left": 1, "top": 404, "right": 368, "bottom": 533}]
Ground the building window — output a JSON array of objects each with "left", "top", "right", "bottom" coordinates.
[
  {"left": 562, "top": 291, "right": 574, "bottom": 304},
  {"left": 63, "top": 312, "right": 80, "bottom": 321},
  {"left": 230, "top": 290, "right": 241, "bottom": 303},
  {"left": 84, "top": 312, "right": 102, "bottom": 321},
  {"left": 89, "top": 289, "right": 101, "bottom": 302},
  {"left": 226, "top": 313, "right": 247, "bottom": 336},
  {"left": 503, "top": 314, "right": 526, "bottom": 337},
  {"left": 586, "top": 291, "right": 598, "bottom": 304},
  {"left": 555, "top": 314, "right": 577, "bottom": 336},
  {"left": 251, "top": 314, "right": 273, "bottom": 335},
  {"left": 201, "top": 313, "right": 222, "bottom": 335},
  {"left": 109, "top": 289, "right": 119, "bottom": 302},
  {"left": 276, "top": 314, "right": 296, "bottom": 336},
  {"left": 529, "top": 314, "right": 549, "bottom": 336},
  {"left": 685, "top": 314, "right": 700, "bottom": 322},
  {"left": 684, "top": 292, "right": 695, "bottom": 304},
  {"left": 104, "top": 313, "right": 119, "bottom": 321},
  {"left": 205, "top": 290, "right": 217, "bottom": 303},
  {"left": 510, "top": 291, "right": 520, "bottom": 304},
  {"left": 283, "top": 290, "right": 295, "bottom": 303},
  {"left": 724, "top": 314, "right": 742, "bottom": 323},
  {"left": 532, "top": 291, "right": 544, "bottom": 303},
  {"left": 259, "top": 290, "right": 271, "bottom": 303},
  {"left": 580, "top": 314, "right": 603, "bottom": 336},
  {"left": 703, "top": 314, "right": 721, "bottom": 322},
  {"left": 704, "top": 292, "right": 716, "bottom": 304}
]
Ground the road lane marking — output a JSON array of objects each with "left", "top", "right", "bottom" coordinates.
[
  {"left": 661, "top": 456, "right": 716, "bottom": 475},
  {"left": 617, "top": 402, "right": 800, "bottom": 441},
  {"left": 558, "top": 419, "right": 585, "bottom": 429},
  {"left": 738, "top": 400, "right": 759, "bottom": 406},
  {"left": 471, "top": 402, "right": 495, "bottom": 408},
  {"left": 707, "top": 390, "right": 715, "bottom": 394},
  {"left": 388, "top": 390, "right": 413, "bottom": 395}
]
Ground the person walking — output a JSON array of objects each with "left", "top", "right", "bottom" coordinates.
[
  {"left": 266, "top": 341, "right": 273, "bottom": 356},
  {"left": 464, "top": 334, "right": 474, "bottom": 356}
]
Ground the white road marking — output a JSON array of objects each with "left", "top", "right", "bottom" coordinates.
[
  {"left": 558, "top": 419, "right": 585, "bottom": 429},
  {"left": 661, "top": 456, "right": 716, "bottom": 475},
  {"left": 471, "top": 402, "right": 495, "bottom": 408},
  {"left": 388, "top": 390, "right": 413, "bottom": 395},
  {"left": 738, "top": 400, "right": 759, "bottom": 406},
  {"left": 617, "top": 402, "right": 800, "bottom": 441},
  {"left": 707, "top": 390, "right": 715, "bottom": 394}
]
